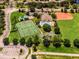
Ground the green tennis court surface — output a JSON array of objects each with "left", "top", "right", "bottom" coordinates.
[{"left": 16, "top": 20, "right": 40, "bottom": 37}]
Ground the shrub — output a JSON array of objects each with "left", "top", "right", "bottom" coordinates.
[
  {"left": 63, "top": 39, "right": 71, "bottom": 47},
  {"left": 64, "top": 8, "right": 67, "bottom": 13},
  {"left": 20, "top": 38, "right": 25, "bottom": 45},
  {"left": 43, "top": 24, "right": 51, "bottom": 32},
  {"left": 3, "top": 38, "right": 9, "bottom": 45},
  {"left": 70, "top": 9, "right": 74, "bottom": 13},
  {"left": 31, "top": 55, "right": 37, "bottom": 59},
  {"left": 73, "top": 39, "right": 79, "bottom": 48},
  {"left": 61, "top": 8, "right": 64, "bottom": 12},
  {"left": 26, "top": 38, "right": 33, "bottom": 47},
  {"left": 53, "top": 36, "right": 62, "bottom": 48},
  {"left": 51, "top": 13, "right": 56, "bottom": 19},
  {"left": 54, "top": 27, "right": 61, "bottom": 34},
  {"left": 13, "top": 38, "right": 18, "bottom": 45},
  {"left": 43, "top": 39, "right": 50, "bottom": 48}
]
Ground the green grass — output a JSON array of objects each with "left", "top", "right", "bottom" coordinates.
[
  {"left": 16, "top": 20, "right": 40, "bottom": 37},
  {"left": 38, "top": 55, "right": 79, "bottom": 59},
  {"left": 58, "top": 13, "right": 79, "bottom": 41},
  {"left": 9, "top": 32, "right": 20, "bottom": 42},
  {"left": 38, "top": 13, "right": 79, "bottom": 53},
  {"left": 10, "top": 11, "right": 25, "bottom": 31},
  {"left": 38, "top": 44, "right": 79, "bottom": 53},
  {"left": 9, "top": 12, "right": 25, "bottom": 42}
]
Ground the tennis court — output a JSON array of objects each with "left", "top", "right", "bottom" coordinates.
[{"left": 16, "top": 20, "right": 40, "bottom": 37}]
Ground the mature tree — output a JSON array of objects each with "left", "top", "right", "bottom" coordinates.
[
  {"left": 43, "top": 24, "right": 51, "bottom": 32},
  {"left": 75, "top": 9, "right": 78, "bottom": 13},
  {"left": 20, "top": 38, "right": 25, "bottom": 45},
  {"left": 43, "top": 39, "right": 50, "bottom": 47},
  {"left": 33, "top": 46, "right": 37, "bottom": 52},
  {"left": 36, "top": 2, "right": 43, "bottom": 9},
  {"left": 73, "top": 4, "right": 78, "bottom": 9},
  {"left": 26, "top": 38, "right": 33, "bottom": 47},
  {"left": 47, "top": 2, "right": 54, "bottom": 8},
  {"left": 70, "top": 9, "right": 74, "bottom": 13},
  {"left": 31, "top": 55, "right": 37, "bottom": 59},
  {"left": 53, "top": 36, "right": 62, "bottom": 48},
  {"left": 63, "top": 39, "right": 71, "bottom": 47},
  {"left": 30, "top": 7, "right": 35, "bottom": 12},
  {"left": 54, "top": 27, "right": 61, "bottom": 34},
  {"left": 51, "top": 13, "right": 56, "bottom": 19},
  {"left": 26, "top": 12, "right": 29, "bottom": 16},
  {"left": 3, "top": 38, "right": 9, "bottom": 45},
  {"left": 13, "top": 38, "right": 18, "bottom": 45},
  {"left": 66, "top": 0, "right": 73, "bottom": 5},
  {"left": 33, "top": 13, "right": 38, "bottom": 17},
  {"left": 30, "top": 2, "right": 37, "bottom": 8},
  {"left": 61, "top": 8, "right": 64, "bottom": 12},
  {"left": 73, "top": 39, "right": 79, "bottom": 48},
  {"left": 64, "top": 8, "right": 67, "bottom": 13},
  {"left": 33, "top": 35, "right": 40, "bottom": 46}
]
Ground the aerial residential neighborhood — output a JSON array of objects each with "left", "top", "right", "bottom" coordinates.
[{"left": 1, "top": 0, "right": 79, "bottom": 59}]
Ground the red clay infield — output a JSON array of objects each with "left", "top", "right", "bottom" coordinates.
[{"left": 55, "top": 12, "right": 73, "bottom": 20}]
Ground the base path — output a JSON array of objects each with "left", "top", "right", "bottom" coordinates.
[{"left": 55, "top": 12, "right": 73, "bottom": 20}]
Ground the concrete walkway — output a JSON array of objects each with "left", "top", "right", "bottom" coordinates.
[
  {"left": 0, "top": 46, "right": 29, "bottom": 59},
  {"left": 32, "top": 52, "right": 79, "bottom": 57},
  {"left": 0, "top": 8, "right": 18, "bottom": 47}
]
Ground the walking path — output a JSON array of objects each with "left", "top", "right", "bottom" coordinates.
[
  {"left": 0, "top": 7, "right": 18, "bottom": 47},
  {"left": 32, "top": 52, "right": 79, "bottom": 57}
]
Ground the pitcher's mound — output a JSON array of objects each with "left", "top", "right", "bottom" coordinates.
[{"left": 55, "top": 12, "right": 73, "bottom": 20}]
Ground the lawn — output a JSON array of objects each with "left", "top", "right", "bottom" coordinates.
[
  {"left": 10, "top": 11, "right": 25, "bottom": 31},
  {"left": 37, "top": 55, "right": 79, "bottom": 59},
  {"left": 16, "top": 20, "right": 40, "bottom": 37},
  {"left": 9, "top": 12, "right": 25, "bottom": 42},
  {"left": 58, "top": 13, "right": 79, "bottom": 41},
  {"left": 38, "top": 13, "right": 79, "bottom": 53}
]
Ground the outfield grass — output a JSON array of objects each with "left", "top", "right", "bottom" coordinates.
[
  {"left": 38, "top": 13, "right": 79, "bottom": 53},
  {"left": 58, "top": 13, "right": 79, "bottom": 41},
  {"left": 9, "top": 12, "right": 25, "bottom": 42}
]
